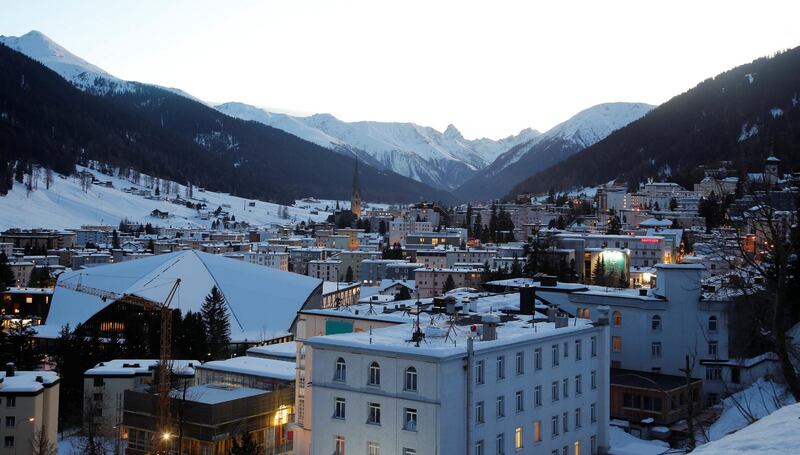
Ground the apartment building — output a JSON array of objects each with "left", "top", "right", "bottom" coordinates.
[{"left": 0, "top": 365, "right": 59, "bottom": 455}]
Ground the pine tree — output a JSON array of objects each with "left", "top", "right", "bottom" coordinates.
[
  {"left": 230, "top": 430, "right": 258, "bottom": 455},
  {"left": 201, "top": 286, "right": 231, "bottom": 360},
  {"left": 607, "top": 215, "right": 622, "bottom": 235},
  {"left": 593, "top": 258, "right": 606, "bottom": 286},
  {"left": 0, "top": 252, "right": 15, "bottom": 287},
  {"left": 510, "top": 255, "right": 522, "bottom": 278},
  {"left": 112, "top": 229, "right": 120, "bottom": 249},
  {"left": 443, "top": 275, "right": 456, "bottom": 294},
  {"left": 345, "top": 266, "right": 354, "bottom": 283},
  {"left": 7, "top": 320, "right": 43, "bottom": 370}
]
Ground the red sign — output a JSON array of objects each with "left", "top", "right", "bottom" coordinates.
[{"left": 640, "top": 238, "right": 660, "bottom": 243}]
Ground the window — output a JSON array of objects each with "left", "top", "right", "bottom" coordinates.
[
  {"left": 535, "top": 385, "right": 543, "bottom": 406},
  {"left": 708, "top": 316, "right": 718, "bottom": 332},
  {"left": 404, "top": 408, "right": 417, "bottom": 431},
  {"left": 403, "top": 449, "right": 417, "bottom": 455},
  {"left": 643, "top": 396, "right": 662, "bottom": 412},
  {"left": 93, "top": 377, "right": 105, "bottom": 387},
  {"left": 651, "top": 315, "right": 662, "bottom": 331},
  {"left": 623, "top": 393, "right": 641, "bottom": 409},
  {"left": 476, "top": 401, "right": 485, "bottom": 424},
  {"left": 552, "top": 344, "right": 560, "bottom": 366},
  {"left": 591, "top": 403, "right": 597, "bottom": 423},
  {"left": 93, "top": 393, "right": 103, "bottom": 402},
  {"left": 516, "top": 351, "right": 524, "bottom": 375},
  {"left": 563, "top": 378, "right": 569, "bottom": 397},
  {"left": 576, "top": 375, "right": 582, "bottom": 395},
  {"left": 404, "top": 366, "right": 418, "bottom": 391},
  {"left": 708, "top": 341, "right": 718, "bottom": 357},
  {"left": 575, "top": 340, "right": 582, "bottom": 360},
  {"left": 476, "top": 440, "right": 484, "bottom": 455},
  {"left": 515, "top": 426, "right": 523, "bottom": 450},
  {"left": 575, "top": 408, "right": 582, "bottom": 428},
  {"left": 496, "top": 433, "right": 506, "bottom": 455},
  {"left": 591, "top": 336, "right": 597, "bottom": 357},
  {"left": 515, "top": 391, "right": 524, "bottom": 412},
  {"left": 5, "top": 416, "right": 14, "bottom": 428},
  {"left": 591, "top": 371, "right": 597, "bottom": 390},
  {"left": 476, "top": 360, "right": 485, "bottom": 384},
  {"left": 497, "top": 356, "right": 506, "bottom": 380},
  {"left": 552, "top": 381, "right": 560, "bottom": 401},
  {"left": 651, "top": 342, "right": 662, "bottom": 358},
  {"left": 334, "top": 435, "right": 345, "bottom": 455},
  {"left": 334, "top": 397, "right": 346, "bottom": 419},
  {"left": 564, "top": 341, "right": 569, "bottom": 358},
  {"left": 706, "top": 367, "right": 722, "bottom": 381},
  {"left": 368, "top": 362, "right": 381, "bottom": 386},
  {"left": 496, "top": 395, "right": 505, "bottom": 418},
  {"left": 612, "top": 336, "right": 622, "bottom": 352},
  {"left": 562, "top": 412, "right": 569, "bottom": 433},
  {"left": 335, "top": 357, "right": 346, "bottom": 381},
  {"left": 368, "top": 402, "right": 381, "bottom": 425},
  {"left": 7, "top": 397, "right": 16, "bottom": 408},
  {"left": 535, "top": 348, "right": 543, "bottom": 370},
  {"left": 534, "top": 420, "right": 542, "bottom": 442},
  {"left": 4, "top": 437, "right": 13, "bottom": 448},
  {"left": 590, "top": 436, "right": 596, "bottom": 455},
  {"left": 298, "top": 397, "right": 305, "bottom": 424},
  {"left": 368, "top": 442, "right": 380, "bottom": 455},
  {"left": 612, "top": 311, "right": 622, "bottom": 326},
  {"left": 551, "top": 415, "right": 560, "bottom": 437}
]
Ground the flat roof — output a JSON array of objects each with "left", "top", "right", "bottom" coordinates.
[
  {"left": 246, "top": 341, "right": 297, "bottom": 359},
  {"left": 170, "top": 383, "right": 268, "bottom": 405},
  {"left": 611, "top": 368, "right": 700, "bottom": 391},
  {"left": 197, "top": 357, "right": 295, "bottom": 381}
]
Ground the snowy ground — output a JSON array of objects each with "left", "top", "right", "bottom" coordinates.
[
  {"left": 0, "top": 166, "right": 341, "bottom": 230},
  {"left": 609, "top": 426, "right": 671, "bottom": 455},
  {"left": 705, "top": 377, "right": 795, "bottom": 442},
  {"left": 692, "top": 402, "right": 800, "bottom": 454}
]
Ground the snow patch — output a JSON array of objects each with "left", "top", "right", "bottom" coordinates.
[
  {"left": 745, "top": 73, "right": 755, "bottom": 84},
  {"left": 706, "top": 377, "right": 794, "bottom": 441},
  {"left": 609, "top": 426, "right": 670, "bottom": 455},
  {"left": 770, "top": 107, "right": 784, "bottom": 119},
  {"left": 738, "top": 123, "right": 759, "bottom": 142}
]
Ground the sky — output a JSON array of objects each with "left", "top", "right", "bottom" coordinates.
[{"left": 2, "top": 0, "right": 800, "bottom": 139}]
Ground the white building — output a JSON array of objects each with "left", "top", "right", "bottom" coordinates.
[
  {"left": 308, "top": 259, "right": 343, "bottom": 282},
  {"left": 242, "top": 251, "right": 290, "bottom": 271},
  {"left": 0, "top": 365, "right": 59, "bottom": 454},
  {"left": 301, "top": 298, "right": 611, "bottom": 455},
  {"left": 388, "top": 220, "right": 434, "bottom": 246}
]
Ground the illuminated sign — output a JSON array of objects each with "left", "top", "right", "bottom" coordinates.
[{"left": 640, "top": 238, "right": 660, "bottom": 243}]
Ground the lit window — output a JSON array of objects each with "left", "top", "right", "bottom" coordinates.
[
  {"left": 368, "top": 442, "right": 380, "bottom": 455},
  {"left": 534, "top": 420, "right": 542, "bottom": 443},
  {"left": 612, "top": 336, "right": 622, "bottom": 352},
  {"left": 612, "top": 311, "right": 622, "bottom": 327},
  {"left": 334, "top": 436, "right": 345, "bottom": 455},
  {"left": 515, "top": 426, "right": 523, "bottom": 449},
  {"left": 574, "top": 440, "right": 581, "bottom": 455}
]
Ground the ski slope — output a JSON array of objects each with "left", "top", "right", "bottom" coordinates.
[{"left": 0, "top": 166, "right": 338, "bottom": 230}]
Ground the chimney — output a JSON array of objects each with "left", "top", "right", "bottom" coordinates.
[
  {"left": 595, "top": 305, "right": 611, "bottom": 326},
  {"left": 547, "top": 304, "right": 558, "bottom": 323},
  {"left": 35, "top": 376, "right": 44, "bottom": 383},
  {"left": 519, "top": 285, "right": 535, "bottom": 315},
  {"left": 481, "top": 314, "right": 500, "bottom": 341},
  {"left": 5, "top": 363, "right": 15, "bottom": 377}
]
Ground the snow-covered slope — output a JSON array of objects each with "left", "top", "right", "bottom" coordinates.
[
  {"left": 694, "top": 402, "right": 800, "bottom": 454},
  {"left": 456, "top": 102, "right": 654, "bottom": 201},
  {"left": 0, "top": 166, "right": 335, "bottom": 231},
  {"left": 216, "top": 102, "right": 540, "bottom": 190},
  {"left": 0, "top": 30, "right": 199, "bottom": 99}
]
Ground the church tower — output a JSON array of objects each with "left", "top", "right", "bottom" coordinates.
[{"left": 351, "top": 159, "right": 362, "bottom": 219}]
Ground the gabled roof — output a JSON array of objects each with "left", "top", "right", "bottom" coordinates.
[{"left": 39, "top": 250, "right": 322, "bottom": 342}]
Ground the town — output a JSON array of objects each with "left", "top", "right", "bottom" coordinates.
[{"left": 0, "top": 153, "right": 797, "bottom": 454}]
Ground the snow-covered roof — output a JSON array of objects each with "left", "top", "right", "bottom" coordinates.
[
  {"left": 0, "top": 370, "right": 59, "bottom": 393},
  {"left": 197, "top": 357, "right": 295, "bottom": 381},
  {"left": 640, "top": 218, "right": 673, "bottom": 227},
  {"left": 246, "top": 341, "right": 297, "bottom": 360},
  {"left": 169, "top": 383, "right": 268, "bottom": 405},
  {"left": 378, "top": 279, "right": 416, "bottom": 292},
  {"left": 84, "top": 359, "right": 199, "bottom": 377},
  {"left": 39, "top": 250, "right": 322, "bottom": 342}
]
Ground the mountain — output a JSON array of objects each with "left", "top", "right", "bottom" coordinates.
[
  {"left": 456, "top": 102, "right": 654, "bottom": 201},
  {"left": 216, "top": 102, "right": 541, "bottom": 190},
  {"left": 510, "top": 47, "right": 800, "bottom": 197},
  {"left": 0, "top": 38, "right": 452, "bottom": 204}
]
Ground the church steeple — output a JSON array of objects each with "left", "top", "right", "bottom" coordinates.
[{"left": 351, "top": 159, "right": 362, "bottom": 219}]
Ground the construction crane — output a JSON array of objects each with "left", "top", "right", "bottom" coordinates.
[{"left": 56, "top": 275, "right": 181, "bottom": 452}]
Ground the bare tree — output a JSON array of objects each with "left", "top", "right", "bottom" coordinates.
[
  {"left": 30, "top": 427, "right": 57, "bottom": 455},
  {"left": 44, "top": 167, "right": 53, "bottom": 190}
]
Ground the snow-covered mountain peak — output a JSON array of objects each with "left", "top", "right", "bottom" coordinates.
[
  {"left": 546, "top": 102, "right": 654, "bottom": 148},
  {"left": 0, "top": 30, "right": 113, "bottom": 82},
  {"left": 444, "top": 123, "right": 463, "bottom": 139}
]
